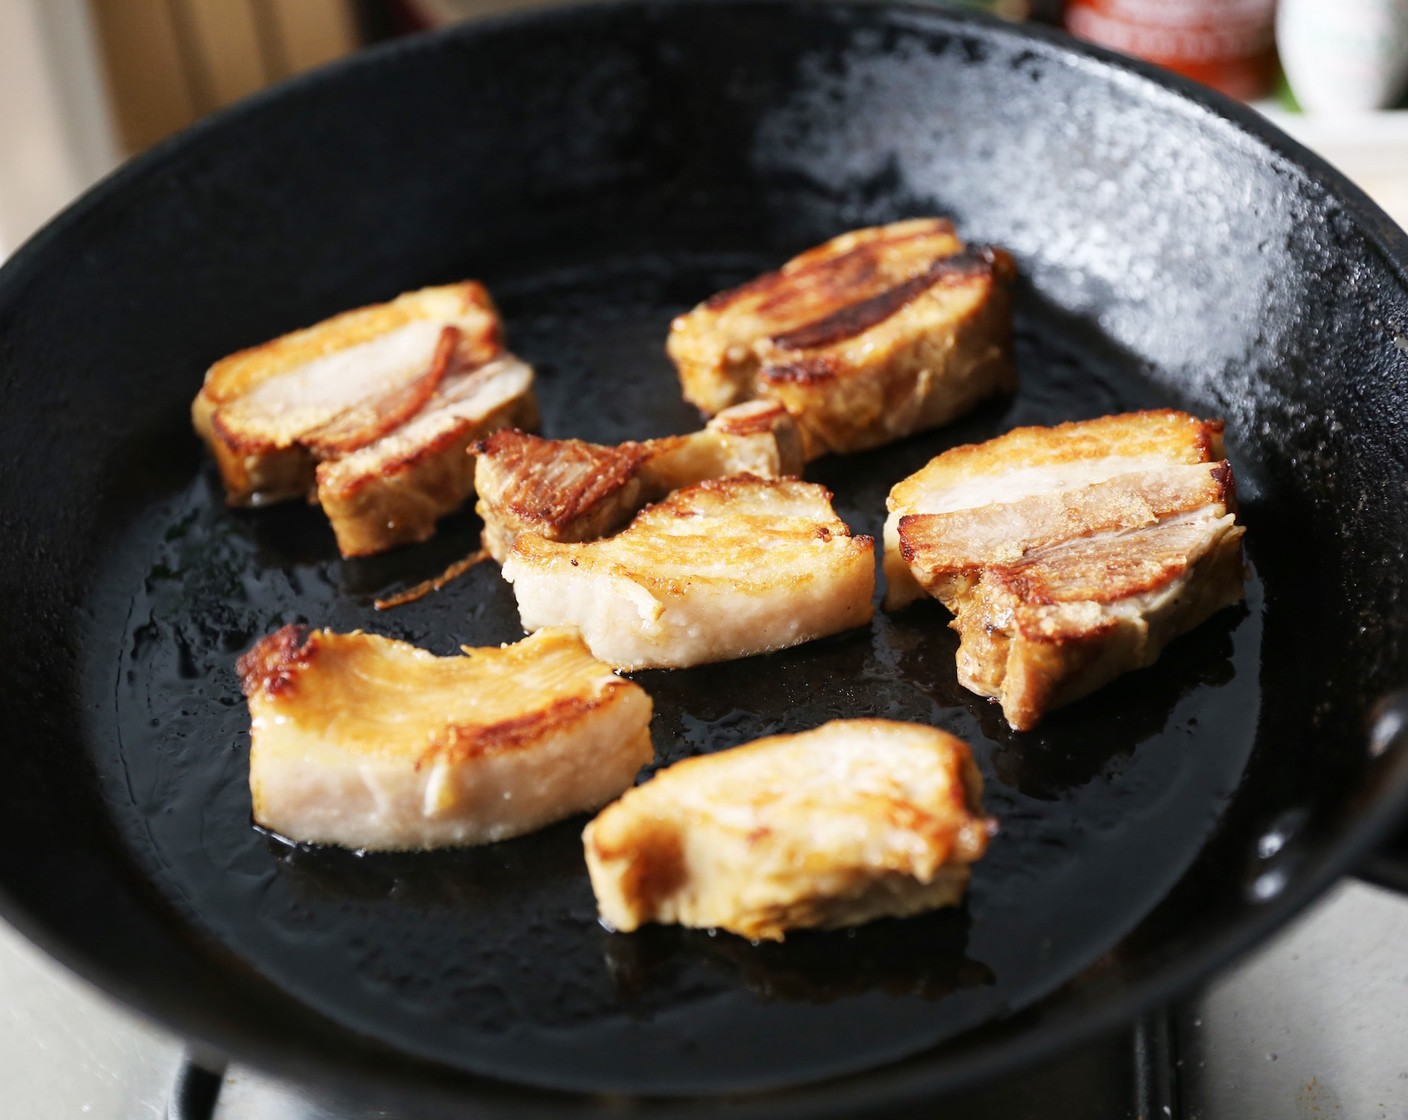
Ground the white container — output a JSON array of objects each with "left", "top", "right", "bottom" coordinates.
[{"left": 1278, "top": 0, "right": 1408, "bottom": 112}]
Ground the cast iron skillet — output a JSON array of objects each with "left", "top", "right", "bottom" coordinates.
[{"left": 3, "top": 1, "right": 1408, "bottom": 1114}]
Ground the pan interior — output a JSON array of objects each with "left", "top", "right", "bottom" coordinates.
[{"left": 85, "top": 251, "right": 1262, "bottom": 1093}]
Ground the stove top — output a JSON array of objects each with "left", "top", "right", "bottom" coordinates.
[{"left": 3, "top": 880, "right": 1406, "bottom": 1118}]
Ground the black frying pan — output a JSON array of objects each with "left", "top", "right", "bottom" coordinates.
[{"left": 3, "top": 2, "right": 1408, "bottom": 1114}]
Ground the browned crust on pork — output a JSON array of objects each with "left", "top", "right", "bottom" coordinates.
[
  {"left": 761, "top": 254, "right": 1014, "bottom": 459},
  {"left": 887, "top": 411, "right": 1246, "bottom": 730},
  {"left": 424, "top": 686, "right": 634, "bottom": 767},
  {"left": 669, "top": 222, "right": 1016, "bottom": 459},
  {"left": 315, "top": 387, "right": 537, "bottom": 558},
  {"left": 583, "top": 719, "right": 990, "bottom": 940},
  {"left": 768, "top": 247, "right": 1011, "bottom": 353},
  {"left": 669, "top": 220, "right": 968, "bottom": 415},
  {"left": 706, "top": 398, "right": 795, "bottom": 438},
  {"left": 303, "top": 327, "right": 460, "bottom": 457},
  {"left": 966, "top": 531, "right": 1247, "bottom": 730},
  {"left": 993, "top": 524, "right": 1211, "bottom": 608},
  {"left": 896, "top": 460, "right": 1236, "bottom": 590},
  {"left": 237, "top": 624, "right": 314, "bottom": 699},
  {"left": 210, "top": 326, "right": 460, "bottom": 460},
  {"left": 890, "top": 411, "right": 1226, "bottom": 507},
  {"left": 241, "top": 626, "right": 649, "bottom": 756},
  {"left": 193, "top": 282, "right": 499, "bottom": 434},
  {"left": 473, "top": 429, "right": 652, "bottom": 535},
  {"left": 690, "top": 472, "right": 836, "bottom": 506},
  {"left": 318, "top": 387, "right": 538, "bottom": 503},
  {"left": 210, "top": 442, "right": 315, "bottom": 509},
  {"left": 194, "top": 283, "right": 503, "bottom": 509},
  {"left": 473, "top": 405, "right": 805, "bottom": 566},
  {"left": 702, "top": 220, "right": 958, "bottom": 316},
  {"left": 759, "top": 354, "right": 838, "bottom": 385},
  {"left": 507, "top": 473, "right": 875, "bottom": 610},
  {"left": 318, "top": 417, "right": 472, "bottom": 502},
  {"left": 585, "top": 816, "right": 689, "bottom": 909}
]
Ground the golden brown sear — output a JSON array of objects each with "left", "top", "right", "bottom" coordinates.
[
  {"left": 583, "top": 719, "right": 992, "bottom": 942},
  {"left": 501, "top": 474, "right": 875, "bottom": 671},
  {"left": 191, "top": 282, "right": 537, "bottom": 556},
  {"left": 472, "top": 399, "right": 803, "bottom": 563},
  {"left": 667, "top": 220, "right": 1016, "bottom": 459},
  {"left": 316, "top": 354, "right": 537, "bottom": 557},
  {"left": 239, "top": 626, "right": 653, "bottom": 851},
  {"left": 885, "top": 410, "right": 1246, "bottom": 731}
]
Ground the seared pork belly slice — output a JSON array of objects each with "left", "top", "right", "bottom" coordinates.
[
  {"left": 501, "top": 475, "right": 874, "bottom": 670},
  {"left": 194, "top": 282, "right": 502, "bottom": 506},
  {"left": 583, "top": 719, "right": 991, "bottom": 942},
  {"left": 883, "top": 409, "right": 1230, "bottom": 609},
  {"left": 472, "top": 400, "right": 804, "bottom": 563},
  {"left": 667, "top": 219, "right": 1016, "bottom": 459},
  {"left": 238, "top": 626, "right": 652, "bottom": 851},
  {"left": 315, "top": 355, "right": 538, "bottom": 557},
  {"left": 887, "top": 411, "right": 1246, "bottom": 731},
  {"left": 932, "top": 512, "right": 1245, "bottom": 732}
]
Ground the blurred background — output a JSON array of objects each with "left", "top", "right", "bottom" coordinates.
[{"left": 3, "top": 0, "right": 1408, "bottom": 254}]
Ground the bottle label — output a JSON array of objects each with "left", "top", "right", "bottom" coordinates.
[
  {"left": 1066, "top": 0, "right": 1277, "bottom": 98},
  {"left": 1067, "top": 0, "right": 1276, "bottom": 62}
]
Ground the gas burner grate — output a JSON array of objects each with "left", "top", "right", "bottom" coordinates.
[{"left": 167, "top": 1011, "right": 1180, "bottom": 1120}]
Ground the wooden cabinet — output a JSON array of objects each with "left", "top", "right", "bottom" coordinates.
[{"left": 89, "top": 0, "right": 360, "bottom": 153}]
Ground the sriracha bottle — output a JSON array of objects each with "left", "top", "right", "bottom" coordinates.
[{"left": 1064, "top": 0, "right": 1279, "bottom": 101}]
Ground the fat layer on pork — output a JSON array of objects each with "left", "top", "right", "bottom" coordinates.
[
  {"left": 501, "top": 475, "right": 874, "bottom": 670},
  {"left": 886, "top": 410, "right": 1246, "bottom": 730},
  {"left": 238, "top": 625, "right": 652, "bottom": 850},
  {"left": 193, "top": 282, "right": 538, "bottom": 556}
]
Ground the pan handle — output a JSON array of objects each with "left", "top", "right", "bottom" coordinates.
[
  {"left": 168, "top": 1052, "right": 225, "bottom": 1120},
  {"left": 1357, "top": 825, "right": 1408, "bottom": 894},
  {"left": 1354, "top": 692, "right": 1408, "bottom": 894}
]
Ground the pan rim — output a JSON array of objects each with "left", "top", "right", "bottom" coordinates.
[{"left": 3, "top": 0, "right": 1408, "bottom": 1111}]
